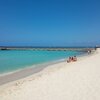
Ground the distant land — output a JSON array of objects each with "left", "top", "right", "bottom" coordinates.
[
  {"left": 0, "top": 45, "right": 98, "bottom": 48},
  {"left": 0, "top": 45, "right": 99, "bottom": 51}
]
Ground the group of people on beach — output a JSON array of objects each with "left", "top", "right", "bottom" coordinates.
[{"left": 67, "top": 56, "right": 77, "bottom": 63}]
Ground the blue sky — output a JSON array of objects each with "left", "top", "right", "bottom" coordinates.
[{"left": 0, "top": 0, "right": 100, "bottom": 47}]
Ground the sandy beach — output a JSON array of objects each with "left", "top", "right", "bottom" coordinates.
[{"left": 0, "top": 48, "right": 100, "bottom": 100}]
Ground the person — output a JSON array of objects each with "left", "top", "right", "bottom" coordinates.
[
  {"left": 67, "top": 57, "right": 72, "bottom": 63},
  {"left": 72, "top": 56, "right": 77, "bottom": 62},
  {"left": 88, "top": 50, "right": 90, "bottom": 54},
  {"left": 88, "top": 50, "right": 91, "bottom": 54},
  {"left": 95, "top": 46, "right": 97, "bottom": 50}
]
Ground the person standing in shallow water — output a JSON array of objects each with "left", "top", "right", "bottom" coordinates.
[{"left": 88, "top": 50, "right": 91, "bottom": 54}]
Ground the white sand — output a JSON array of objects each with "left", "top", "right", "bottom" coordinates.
[{"left": 0, "top": 49, "right": 100, "bottom": 100}]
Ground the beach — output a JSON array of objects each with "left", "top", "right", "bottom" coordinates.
[{"left": 0, "top": 48, "right": 100, "bottom": 100}]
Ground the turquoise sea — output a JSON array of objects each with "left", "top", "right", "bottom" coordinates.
[{"left": 0, "top": 50, "right": 84, "bottom": 74}]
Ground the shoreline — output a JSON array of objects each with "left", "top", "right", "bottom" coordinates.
[
  {"left": 0, "top": 51, "right": 89, "bottom": 86},
  {"left": 0, "top": 49, "right": 87, "bottom": 77},
  {"left": 0, "top": 49, "right": 100, "bottom": 100},
  {"left": 0, "top": 59, "right": 65, "bottom": 85},
  {"left": 0, "top": 58, "right": 66, "bottom": 77}
]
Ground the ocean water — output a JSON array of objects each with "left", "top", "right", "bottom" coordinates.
[{"left": 0, "top": 50, "right": 84, "bottom": 74}]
